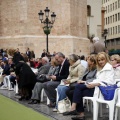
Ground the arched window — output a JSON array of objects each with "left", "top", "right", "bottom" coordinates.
[{"left": 87, "top": 5, "right": 91, "bottom": 16}]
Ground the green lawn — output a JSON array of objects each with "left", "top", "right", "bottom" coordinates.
[{"left": 0, "top": 94, "right": 50, "bottom": 120}]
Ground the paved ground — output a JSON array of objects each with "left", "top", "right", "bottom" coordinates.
[{"left": 0, "top": 89, "right": 109, "bottom": 120}]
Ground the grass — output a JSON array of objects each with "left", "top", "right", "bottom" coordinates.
[{"left": 0, "top": 94, "right": 50, "bottom": 120}]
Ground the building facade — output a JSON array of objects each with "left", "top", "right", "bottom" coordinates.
[
  {"left": 87, "top": 0, "right": 102, "bottom": 39},
  {"left": 0, "top": 0, "right": 90, "bottom": 57},
  {"left": 102, "top": 0, "right": 120, "bottom": 50}
]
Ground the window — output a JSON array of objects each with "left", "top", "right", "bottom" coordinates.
[
  {"left": 111, "top": 40, "right": 114, "bottom": 46},
  {"left": 115, "top": 14, "right": 117, "bottom": 21},
  {"left": 108, "top": 5, "right": 109, "bottom": 12},
  {"left": 87, "top": 5, "right": 91, "bottom": 16},
  {"left": 111, "top": 27, "right": 112, "bottom": 35},
  {"left": 113, "top": 27, "right": 114, "bottom": 34},
  {"left": 113, "top": 15, "right": 114, "bottom": 22},
  {"left": 116, "top": 39, "right": 120, "bottom": 45},
  {"left": 118, "top": 13, "right": 120, "bottom": 21},
  {"left": 110, "top": 4, "right": 112, "bottom": 11},
  {"left": 118, "top": 25, "right": 120, "bottom": 33},
  {"left": 111, "top": 16, "right": 112, "bottom": 23},
  {"left": 118, "top": 0, "right": 120, "bottom": 8},
  {"left": 115, "top": 1, "right": 117, "bottom": 9},
  {"left": 106, "top": 18, "right": 107, "bottom": 24},
  {"left": 108, "top": 17, "right": 109, "bottom": 24},
  {"left": 106, "top": 6, "right": 107, "bottom": 13},
  {"left": 113, "top": 3, "right": 114, "bottom": 10},
  {"left": 116, "top": 26, "right": 117, "bottom": 34}
]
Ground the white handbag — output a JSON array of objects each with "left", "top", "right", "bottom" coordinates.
[{"left": 58, "top": 97, "right": 71, "bottom": 113}]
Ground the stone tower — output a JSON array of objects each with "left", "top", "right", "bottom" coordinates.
[{"left": 0, "top": 0, "right": 89, "bottom": 57}]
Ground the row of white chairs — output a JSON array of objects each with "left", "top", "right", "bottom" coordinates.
[{"left": 83, "top": 86, "right": 120, "bottom": 120}]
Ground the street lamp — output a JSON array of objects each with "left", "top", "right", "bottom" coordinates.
[
  {"left": 103, "top": 29, "right": 108, "bottom": 48},
  {"left": 38, "top": 7, "right": 56, "bottom": 52}
]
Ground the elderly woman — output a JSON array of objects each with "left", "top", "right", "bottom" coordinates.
[
  {"left": 110, "top": 54, "right": 120, "bottom": 82},
  {"left": 54, "top": 54, "right": 85, "bottom": 111}
]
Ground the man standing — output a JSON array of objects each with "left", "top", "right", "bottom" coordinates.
[
  {"left": 91, "top": 37, "right": 105, "bottom": 54},
  {"left": 43, "top": 52, "right": 70, "bottom": 107}
]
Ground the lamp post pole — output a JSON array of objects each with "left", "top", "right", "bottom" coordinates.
[
  {"left": 103, "top": 29, "right": 108, "bottom": 48},
  {"left": 38, "top": 7, "right": 56, "bottom": 52}
]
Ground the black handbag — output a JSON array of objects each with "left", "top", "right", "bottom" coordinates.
[{"left": 69, "top": 82, "right": 77, "bottom": 90}]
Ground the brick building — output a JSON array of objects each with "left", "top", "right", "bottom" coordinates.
[{"left": 0, "top": 0, "right": 90, "bottom": 57}]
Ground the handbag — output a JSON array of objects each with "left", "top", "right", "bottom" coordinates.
[
  {"left": 99, "top": 82, "right": 118, "bottom": 100},
  {"left": 58, "top": 97, "right": 71, "bottom": 113}
]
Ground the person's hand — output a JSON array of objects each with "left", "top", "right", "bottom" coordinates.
[
  {"left": 86, "top": 83, "right": 96, "bottom": 88},
  {"left": 64, "top": 80, "right": 70, "bottom": 84},
  {"left": 49, "top": 75, "right": 56, "bottom": 80},
  {"left": 77, "top": 80, "right": 85, "bottom": 84}
]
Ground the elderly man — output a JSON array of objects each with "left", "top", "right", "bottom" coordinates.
[
  {"left": 91, "top": 37, "right": 105, "bottom": 54},
  {"left": 43, "top": 52, "right": 70, "bottom": 107},
  {"left": 28, "top": 57, "right": 51, "bottom": 104}
]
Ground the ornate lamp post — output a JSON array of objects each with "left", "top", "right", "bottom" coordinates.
[
  {"left": 38, "top": 7, "right": 56, "bottom": 52},
  {"left": 103, "top": 29, "right": 108, "bottom": 48}
]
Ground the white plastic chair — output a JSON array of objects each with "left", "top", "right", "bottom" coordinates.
[
  {"left": 96, "top": 88, "right": 118, "bottom": 120},
  {"left": 40, "top": 88, "right": 50, "bottom": 104},
  {"left": 114, "top": 88, "right": 120, "bottom": 120},
  {"left": 83, "top": 87, "right": 100, "bottom": 120}
]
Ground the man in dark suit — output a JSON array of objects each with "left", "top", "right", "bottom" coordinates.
[{"left": 43, "top": 52, "right": 70, "bottom": 107}]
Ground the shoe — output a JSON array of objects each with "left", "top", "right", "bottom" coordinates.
[
  {"left": 47, "top": 102, "right": 56, "bottom": 108},
  {"left": 53, "top": 108, "right": 58, "bottom": 112},
  {"left": 0, "top": 85, "right": 8, "bottom": 90},
  {"left": 33, "top": 100, "right": 40, "bottom": 104},
  {"left": 71, "top": 116, "right": 85, "bottom": 120},
  {"left": 28, "top": 100, "right": 35, "bottom": 104},
  {"left": 9, "top": 88, "right": 14, "bottom": 91},
  {"left": 63, "top": 110, "right": 78, "bottom": 116}
]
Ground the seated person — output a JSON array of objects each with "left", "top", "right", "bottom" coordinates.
[
  {"left": 55, "top": 54, "right": 85, "bottom": 111},
  {"left": 110, "top": 54, "right": 120, "bottom": 82},
  {"left": 0, "top": 60, "right": 10, "bottom": 89},
  {"left": 43, "top": 52, "right": 70, "bottom": 107},
  {"left": 63, "top": 52, "right": 115, "bottom": 120},
  {"left": 28, "top": 57, "right": 59, "bottom": 104}
]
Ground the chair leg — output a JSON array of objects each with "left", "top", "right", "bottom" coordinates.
[
  {"left": 47, "top": 97, "right": 50, "bottom": 105},
  {"left": 41, "top": 89, "right": 44, "bottom": 102},
  {"left": 114, "top": 107, "right": 118, "bottom": 120},
  {"left": 93, "top": 101, "right": 99, "bottom": 120},
  {"left": 99, "top": 103, "right": 103, "bottom": 117},
  {"left": 109, "top": 104, "right": 114, "bottom": 120}
]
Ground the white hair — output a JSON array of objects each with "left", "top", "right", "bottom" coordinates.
[
  {"left": 93, "top": 37, "right": 99, "bottom": 42},
  {"left": 42, "top": 57, "right": 49, "bottom": 63}
]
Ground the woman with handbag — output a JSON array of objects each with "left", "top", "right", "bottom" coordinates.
[
  {"left": 63, "top": 52, "right": 115, "bottom": 120},
  {"left": 53, "top": 54, "right": 85, "bottom": 112}
]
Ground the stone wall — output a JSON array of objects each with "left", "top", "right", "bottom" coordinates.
[{"left": 0, "top": 0, "right": 90, "bottom": 57}]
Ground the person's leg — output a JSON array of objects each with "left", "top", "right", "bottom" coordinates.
[
  {"left": 9, "top": 76, "right": 16, "bottom": 88},
  {"left": 31, "top": 82, "right": 43, "bottom": 100},
  {"left": 43, "top": 81, "right": 60, "bottom": 103},
  {"left": 3, "top": 76, "right": 8, "bottom": 87},
  {"left": 57, "top": 85, "right": 69, "bottom": 101},
  {"left": 66, "top": 89, "right": 74, "bottom": 103},
  {"left": 71, "top": 84, "right": 94, "bottom": 119}
]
